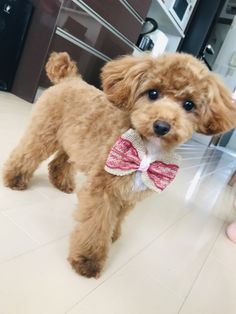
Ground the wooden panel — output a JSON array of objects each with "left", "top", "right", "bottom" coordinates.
[
  {"left": 39, "top": 33, "right": 106, "bottom": 89},
  {"left": 57, "top": 1, "right": 133, "bottom": 59},
  {"left": 11, "top": 0, "right": 61, "bottom": 102},
  {"left": 126, "top": 0, "right": 152, "bottom": 19},
  {"left": 83, "top": 0, "right": 142, "bottom": 43}
]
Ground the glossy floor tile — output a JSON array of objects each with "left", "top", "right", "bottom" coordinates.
[{"left": 0, "top": 92, "right": 236, "bottom": 314}]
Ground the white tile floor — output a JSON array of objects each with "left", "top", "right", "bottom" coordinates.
[{"left": 0, "top": 91, "right": 236, "bottom": 314}]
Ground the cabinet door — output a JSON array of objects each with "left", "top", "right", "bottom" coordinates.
[
  {"left": 12, "top": 0, "right": 62, "bottom": 102},
  {"left": 0, "top": 0, "right": 33, "bottom": 91},
  {"left": 126, "top": 0, "right": 152, "bottom": 19},
  {"left": 83, "top": 0, "right": 143, "bottom": 43},
  {"left": 179, "top": 0, "right": 225, "bottom": 56}
]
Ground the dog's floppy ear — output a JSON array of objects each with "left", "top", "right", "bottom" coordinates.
[
  {"left": 101, "top": 55, "right": 153, "bottom": 110},
  {"left": 197, "top": 73, "right": 236, "bottom": 135}
]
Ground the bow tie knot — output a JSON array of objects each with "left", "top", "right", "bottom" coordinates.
[
  {"left": 138, "top": 155, "right": 151, "bottom": 172},
  {"left": 105, "top": 129, "right": 180, "bottom": 193}
]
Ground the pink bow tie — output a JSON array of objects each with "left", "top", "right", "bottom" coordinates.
[{"left": 105, "top": 129, "right": 180, "bottom": 193}]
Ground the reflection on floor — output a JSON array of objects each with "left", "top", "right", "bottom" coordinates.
[{"left": 0, "top": 92, "right": 236, "bottom": 314}]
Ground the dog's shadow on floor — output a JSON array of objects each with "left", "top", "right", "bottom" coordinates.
[
  {"left": 30, "top": 173, "right": 53, "bottom": 189},
  {"left": 30, "top": 170, "right": 85, "bottom": 197}
]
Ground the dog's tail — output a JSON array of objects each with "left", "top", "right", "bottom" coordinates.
[{"left": 45, "top": 52, "right": 79, "bottom": 84}]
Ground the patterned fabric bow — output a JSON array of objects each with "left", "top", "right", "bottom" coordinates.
[{"left": 104, "top": 129, "right": 180, "bottom": 193}]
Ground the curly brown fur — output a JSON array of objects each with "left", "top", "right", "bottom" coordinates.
[
  {"left": 46, "top": 52, "right": 79, "bottom": 84},
  {"left": 48, "top": 150, "right": 75, "bottom": 193},
  {"left": 3, "top": 52, "right": 236, "bottom": 278}
]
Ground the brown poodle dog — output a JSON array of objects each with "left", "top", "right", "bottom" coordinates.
[{"left": 3, "top": 52, "right": 236, "bottom": 278}]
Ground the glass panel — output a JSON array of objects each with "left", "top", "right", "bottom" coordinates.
[{"left": 173, "top": 0, "right": 188, "bottom": 20}]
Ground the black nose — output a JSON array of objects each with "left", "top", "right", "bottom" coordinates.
[{"left": 153, "top": 120, "right": 171, "bottom": 136}]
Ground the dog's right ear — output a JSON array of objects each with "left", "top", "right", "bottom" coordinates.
[
  {"left": 101, "top": 55, "right": 152, "bottom": 111},
  {"left": 197, "top": 73, "right": 236, "bottom": 135}
]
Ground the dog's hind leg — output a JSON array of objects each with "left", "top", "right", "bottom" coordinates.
[
  {"left": 48, "top": 150, "right": 75, "bottom": 193},
  {"left": 3, "top": 134, "right": 58, "bottom": 190},
  {"left": 3, "top": 114, "right": 58, "bottom": 190}
]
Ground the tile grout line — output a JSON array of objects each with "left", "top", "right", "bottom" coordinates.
[
  {"left": 1, "top": 211, "right": 41, "bottom": 245},
  {"left": 0, "top": 232, "right": 69, "bottom": 266},
  {"left": 64, "top": 209, "right": 193, "bottom": 313},
  {"left": 178, "top": 184, "right": 233, "bottom": 314},
  {"left": 177, "top": 221, "right": 226, "bottom": 314}
]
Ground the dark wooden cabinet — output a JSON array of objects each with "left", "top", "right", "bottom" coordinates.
[
  {"left": 11, "top": 0, "right": 150, "bottom": 102},
  {"left": 126, "top": 0, "right": 152, "bottom": 19},
  {"left": 12, "top": 0, "right": 61, "bottom": 102},
  {"left": 39, "top": 0, "right": 134, "bottom": 89},
  {"left": 82, "top": 0, "right": 143, "bottom": 43},
  {"left": 40, "top": 33, "right": 106, "bottom": 88},
  {"left": 57, "top": 1, "right": 133, "bottom": 59}
]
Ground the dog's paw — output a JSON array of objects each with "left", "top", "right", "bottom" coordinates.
[
  {"left": 54, "top": 182, "right": 75, "bottom": 194},
  {"left": 48, "top": 163, "right": 75, "bottom": 194},
  {"left": 69, "top": 255, "right": 102, "bottom": 278},
  {"left": 3, "top": 172, "right": 28, "bottom": 190}
]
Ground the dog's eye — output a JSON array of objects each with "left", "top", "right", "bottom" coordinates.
[
  {"left": 148, "top": 89, "right": 159, "bottom": 100},
  {"left": 183, "top": 100, "right": 195, "bottom": 112}
]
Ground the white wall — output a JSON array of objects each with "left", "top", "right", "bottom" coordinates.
[
  {"left": 212, "top": 16, "right": 236, "bottom": 152},
  {"left": 213, "top": 16, "right": 236, "bottom": 92}
]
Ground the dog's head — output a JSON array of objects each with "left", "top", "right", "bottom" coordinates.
[{"left": 101, "top": 53, "right": 236, "bottom": 150}]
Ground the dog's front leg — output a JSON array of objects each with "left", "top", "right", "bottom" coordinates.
[{"left": 68, "top": 177, "right": 119, "bottom": 278}]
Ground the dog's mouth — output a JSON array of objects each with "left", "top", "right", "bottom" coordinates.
[
  {"left": 138, "top": 126, "right": 184, "bottom": 153},
  {"left": 130, "top": 117, "right": 181, "bottom": 152},
  {"left": 138, "top": 131, "right": 172, "bottom": 154}
]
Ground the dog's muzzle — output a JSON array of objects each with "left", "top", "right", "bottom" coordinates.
[{"left": 153, "top": 120, "right": 171, "bottom": 136}]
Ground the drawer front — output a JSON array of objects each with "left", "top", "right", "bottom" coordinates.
[
  {"left": 57, "top": 1, "right": 133, "bottom": 59},
  {"left": 40, "top": 32, "right": 107, "bottom": 89},
  {"left": 81, "top": 0, "right": 143, "bottom": 43},
  {"left": 125, "top": 0, "right": 152, "bottom": 19}
]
